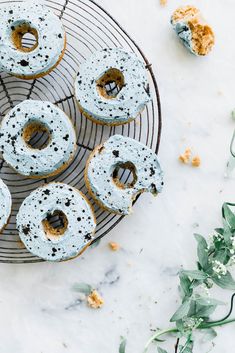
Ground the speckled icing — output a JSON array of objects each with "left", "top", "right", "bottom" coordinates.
[
  {"left": 74, "top": 48, "right": 151, "bottom": 125},
  {"left": 171, "top": 21, "right": 194, "bottom": 53},
  {"left": 85, "top": 135, "right": 164, "bottom": 215},
  {"left": 171, "top": 20, "right": 194, "bottom": 54},
  {"left": 16, "top": 183, "right": 96, "bottom": 261},
  {"left": 0, "top": 100, "right": 77, "bottom": 178},
  {"left": 0, "top": 0, "right": 65, "bottom": 78},
  {"left": 0, "top": 179, "right": 12, "bottom": 231}
]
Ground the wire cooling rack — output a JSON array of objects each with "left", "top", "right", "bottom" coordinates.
[{"left": 0, "top": 0, "right": 162, "bottom": 263}]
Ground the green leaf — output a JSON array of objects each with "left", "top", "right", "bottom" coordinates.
[
  {"left": 195, "top": 304, "right": 216, "bottom": 318},
  {"left": 170, "top": 300, "right": 191, "bottom": 322},
  {"left": 188, "top": 298, "right": 217, "bottom": 319},
  {"left": 222, "top": 218, "right": 233, "bottom": 245},
  {"left": 72, "top": 283, "right": 92, "bottom": 295},
  {"left": 179, "top": 273, "right": 192, "bottom": 298},
  {"left": 212, "top": 271, "right": 235, "bottom": 290},
  {"left": 154, "top": 337, "right": 165, "bottom": 343},
  {"left": 213, "top": 249, "right": 229, "bottom": 264},
  {"left": 176, "top": 320, "right": 184, "bottom": 334},
  {"left": 187, "top": 299, "right": 197, "bottom": 317},
  {"left": 189, "top": 279, "right": 203, "bottom": 289},
  {"left": 201, "top": 328, "right": 217, "bottom": 342},
  {"left": 223, "top": 203, "right": 235, "bottom": 229},
  {"left": 119, "top": 337, "right": 126, "bottom": 353},
  {"left": 194, "top": 234, "right": 209, "bottom": 270},
  {"left": 157, "top": 348, "right": 168, "bottom": 353},
  {"left": 179, "top": 337, "right": 193, "bottom": 353},
  {"left": 214, "top": 228, "right": 224, "bottom": 236},
  {"left": 181, "top": 270, "right": 208, "bottom": 280},
  {"left": 213, "top": 239, "right": 225, "bottom": 251},
  {"left": 196, "top": 297, "right": 224, "bottom": 306}
]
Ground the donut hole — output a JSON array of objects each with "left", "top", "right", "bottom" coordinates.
[
  {"left": 42, "top": 210, "right": 68, "bottom": 240},
  {"left": 23, "top": 122, "right": 50, "bottom": 150},
  {"left": 112, "top": 162, "right": 137, "bottom": 189},
  {"left": 11, "top": 23, "right": 38, "bottom": 52},
  {"left": 96, "top": 68, "right": 125, "bottom": 99}
]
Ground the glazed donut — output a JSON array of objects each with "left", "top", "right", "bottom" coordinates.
[
  {"left": 0, "top": 100, "right": 77, "bottom": 178},
  {"left": 0, "top": 0, "right": 66, "bottom": 79},
  {"left": 171, "top": 6, "right": 215, "bottom": 56},
  {"left": 16, "top": 183, "right": 96, "bottom": 262},
  {"left": 74, "top": 48, "right": 151, "bottom": 126},
  {"left": 85, "top": 135, "right": 164, "bottom": 215},
  {"left": 0, "top": 179, "right": 12, "bottom": 232}
]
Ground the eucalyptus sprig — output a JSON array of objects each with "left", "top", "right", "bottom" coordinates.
[{"left": 144, "top": 202, "right": 235, "bottom": 353}]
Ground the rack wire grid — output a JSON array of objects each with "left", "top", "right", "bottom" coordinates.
[{"left": 0, "top": 0, "right": 162, "bottom": 263}]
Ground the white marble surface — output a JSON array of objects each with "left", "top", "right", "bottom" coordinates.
[{"left": 0, "top": 0, "right": 235, "bottom": 352}]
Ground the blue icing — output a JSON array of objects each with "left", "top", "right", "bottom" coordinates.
[
  {"left": 74, "top": 48, "right": 151, "bottom": 125},
  {"left": 172, "top": 21, "right": 195, "bottom": 54},
  {"left": 0, "top": 179, "right": 12, "bottom": 231},
  {"left": 0, "top": 0, "right": 65, "bottom": 78},
  {"left": 16, "top": 182, "right": 96, "bottom": 262},
  {"left": 0, "top": 100, "right": 77, "bottom": 177},
  {"left": 85, "top": 135, "right": 164, "bottom": 215}
]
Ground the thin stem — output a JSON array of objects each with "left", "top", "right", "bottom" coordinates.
[
  {"left": 213, "top": 293, "right": 235, "bottom": 323},
  {"left": 201, "top": 292, "right": 235, "bottom": 326},
  {"left": 229, "top": 131, "right": 235, "bottom": 158},
  {"left": 143, "top": 327, "right": 179, "bottom": 353},
  {"left": 175, "top": 338, "right": 180, "bottom": 353},
  {"left": 199, "top": 318, "right": 235, "bottom": 329}
]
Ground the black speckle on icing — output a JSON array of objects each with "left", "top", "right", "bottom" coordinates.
[
  {"left": 19, "top": 60, "right": 29, "bottom": 67},
  {"left": 112, "top": 150, "right": 119, "bottom": 158}
]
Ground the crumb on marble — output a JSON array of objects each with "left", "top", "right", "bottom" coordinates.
[
  {"left": 192, "top": 156, "right": 201, "bottom": 167},
  {"left": 179, "top": 148, "right": 191, "bottom": 164},
  {"left": 109, "top": 241, "right": 120, "bottom": 251},
  {"left": 160, "top": 0, "right": 167, "bottom": 6},
  {"left": 171, "top": 5, "right": 215, "bottom": 56},
  {"left": 189, "top": 19, "right": 215, "bottom": 56},
  {"left": 87, "top": 290, "right": 104, "bottom": 309},
  {"left": 171, "top": 5, "right": 200, "bottom": 23}
]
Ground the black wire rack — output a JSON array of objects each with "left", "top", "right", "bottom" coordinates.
[{"left": 0, "top": 0, "right": 162, "bottom": 264}]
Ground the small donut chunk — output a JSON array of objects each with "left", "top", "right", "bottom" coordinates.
[
  {"left": 171, "top": 5, "right": 215, "bottom": 56},
  {"left": 0, "top": 0, "right": 66, "bottom": 79},
  {"left": 74, "top": 48, "right": 151, "bottom": 126},
  {"left": 85, "top": 135, "right": 164, "bottom": 215},
  {"left": 0, "top": 100, "right": 77, "bottom": 178},
  {"left": 0, "top": 179, "right": 12, "bottom": 232},
  {"left": 16, "top": 183, "right": 96, "bottom": 262}
]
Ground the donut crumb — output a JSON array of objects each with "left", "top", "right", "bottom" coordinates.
[
  {"left": 87, "top": 290, "right": 104, "bottom": 309},
  {"left": 109, "top": 241, "right": 120, "bottom": 251},
  {"left": 179, "top": 148, "right": 191, "bottom": 164},
  {"left": 192, "top": 156, "right": 201, "bottom": 167},
  {"left": 171, "top": 5, "right": 199, "bottom": 23},
  {"left": 160, "top": 0, "right": 167, "bottom": 6},
  {"left": 189, "top": 20, "right": 215, "bottom": 56},
  {"left": 171, "top": 5, "right": 215, "bottom": 56}
]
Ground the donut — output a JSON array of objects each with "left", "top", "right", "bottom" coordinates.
[
  {"left": 85, "top": 135, "right": 164, "bottom": 215},
  {"left": 0, "top": 100, "right": 77, "bottom": 178},
  {"left": 16, "top": 183, "right": 96, "bottom": 262},
  {"left": 0, "top": 179, "right": 12, "bottom": 232},
  {"left": 171, "top": 6, "right": 215, "bottom": 56},
  {"left": 74, "top": 48, "right": 151, "bottom": 126},
  {"left": 0, "top": 0, "right": 66, "bottom": 79}
]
